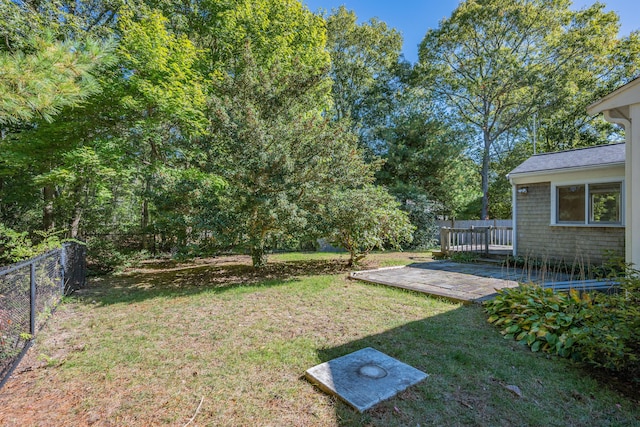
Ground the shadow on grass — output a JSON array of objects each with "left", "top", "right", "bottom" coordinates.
[
  {"left": 314, "top": 305, "right": 499, "bottom": 426},
  {"left": 76, "top": 258, "right": 355, "bottom": 306},
  {"left": 313, "top": 301, "right": 640, "bottom": 426}
]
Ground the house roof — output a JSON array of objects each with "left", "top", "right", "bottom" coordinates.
[
  {"left": 508, "top": 143, "right": 625, "bottom": 178},
  {"left": 587, "top": 77, "right": 640, "bottom": 119}
]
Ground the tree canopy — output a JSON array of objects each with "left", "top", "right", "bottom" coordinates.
[
  {"left": 417, "top": 0, "right": 639, "bottom": 218},
  {"left": 1, "top": 0, "right": 639, "bottom": 267}
]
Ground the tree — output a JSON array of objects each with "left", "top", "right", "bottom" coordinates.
[
  {"left": 0, "top": 0, "right": 116, "bottom": 125},
  {"left": 0, "top": 0, "right": 116, "bottom": 232},
  {"left": 417, "top": 0, "right": 639, "bottom": 219},
  {"left": 390, "top": 187, "right": 440, "bottom": 249},
  {"left": 323, "top": 185, "right": 414, "bottom": 266},
  {"left": 377, "top": 99, "right": 480, "bottom": 218},
  {"left": 0, "top": 6, "right": 212, "bottom": 241},
  {"left": 0, "top": 32, "right": 113, "bottom": 126},
  {"left": 115, "top": 8, "right": 210, "bottom": 248},
  {"left": 325, "top": 6, "right": 404, "bottom": 156},
  {"left": 208, "top": 43, "right": 372, "bottom": 267}
]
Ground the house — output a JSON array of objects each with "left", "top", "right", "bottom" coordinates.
[
  {"left": 508, "top": 144, "right": 626, "bottom": 265},
  {"left": 507, "top": 77, "right": 640, "bottom": 267},
  {"left": 587, "top": 78, "right": 640, "bottom": 267}
]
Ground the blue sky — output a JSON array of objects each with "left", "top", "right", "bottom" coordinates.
[{"left": 302, "top": 0, "right": 640, "bottom": 63}]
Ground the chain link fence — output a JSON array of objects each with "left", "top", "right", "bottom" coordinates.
[{"left": 0, "top": 242, "right": 86, "bottom": 388}]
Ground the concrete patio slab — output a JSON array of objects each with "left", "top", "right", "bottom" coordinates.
[
  {"left": 350, "top": 261, "right": 564, "bottom": 303},
  {"left": 305, "top": 347, "right": 428, "bottom": 412}
]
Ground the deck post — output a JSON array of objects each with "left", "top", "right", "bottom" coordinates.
[
  {"left": 440, "top": 227, "right": 450, "bottom": 254},
  {"left": 484, "top": 227, "right": 490, "bottom": 256}
]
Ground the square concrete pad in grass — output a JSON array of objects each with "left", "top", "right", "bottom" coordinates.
[{"left": 305, "top": 347, "right": 428, "bottom": 412}]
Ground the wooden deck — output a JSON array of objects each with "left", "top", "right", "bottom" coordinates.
[
  {"left": 446, "top": 244, "right": 513, "bottom": 256},
  {"left": 440, "top": 226, "right": 513, "bottom": 256}
]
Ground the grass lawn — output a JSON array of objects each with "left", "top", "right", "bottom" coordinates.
[{"left": 0, "top": 252, "right": 638, "bottom": 426}]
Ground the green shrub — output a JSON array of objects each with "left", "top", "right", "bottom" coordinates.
[
  {"left": 450, "top": 251, "right": 480, "bottom": 263},
  {"left": 86, "top": 238, "right": 149, "bottom": 274},
  {"left": 0, "top": 224, "right": 35, "bottom": 264},
  {"left": 392, "top": 190, "right": 440, "bottom": 250},
  {"left": 570, "top": 297, "right": 640, "bottom": 377},
  {"left": 570, "top": 269, "right": 640, "bottom": 378},
  {"left": 485, "top": 271, "right": 640, "bottom": 382},
  {"left": 324, "top": 185, "right": 415, "bottom": 266},
  {"left": 484, "top": 284, "right": 592, "bottom": 358},
  {"left": 0, "top": 224, "right": 62, "bottom": 265}
]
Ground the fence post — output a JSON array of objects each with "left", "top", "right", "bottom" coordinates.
[
  {"left": 60, "top": 246, "right": 66, "bottom": 294},
  {"left": 30, "top": 262, "right": 36, "bottom": 336}
]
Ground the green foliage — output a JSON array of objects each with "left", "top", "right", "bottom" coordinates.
[
  {"left": 150, "top": 167, "right": 226, "bottom": 251},
  {"left": 378, "top": 110, "right": 480, "bottom": 218},
  {"left": 569, "top": 269, "right": 640, "bottom": 378},
  {"left": 485, "top": 270, "right": 640, "bottom": 381},
  {"left": 486, "top": 141, "right": 533, "bottom": 219},
  {"left": 86, "top": 237, "right": 150, "bottom": 275},
  {"left": 0, "top": 223, "right": 35, "bottom": 264},
  {"left": 324, "top": 6, "right": 404, "bottom": 155},
  {"left": 0, "top": 32, "right": 115, "bottom": 125},
  {"left": 393, "top": 190, "right": 440, "bottom": 250},
  {"left": 0, "top": 223, "right": 62, "bottom": 265},
  {"left": 485, "top": 285, "right": 591, "bottom": 358},
  {"left": 449, "top": 251, "right": 480, "bottom": 264},
  {"left": 417, "top": 0, "right": 639, "bottom": 218},
  {"left": 323, "top": 185, "right": 415, "bottom": 266},
  {"left": 117, "top": 8, "right": 207, "bottom": 135},
  {"left": 208, "top": 36, "right": 372, "bottom": 267},
  {"left": 214, "top": 0, "right": 329, "bottom": 75}
]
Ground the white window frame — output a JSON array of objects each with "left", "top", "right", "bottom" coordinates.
[{"left": 551, "top": 178, "right": 625, "bottom": 227}]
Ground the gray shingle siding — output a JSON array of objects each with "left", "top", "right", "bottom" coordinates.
[{"left": 515, "top": 182, "right": 625, "bottom": 264}]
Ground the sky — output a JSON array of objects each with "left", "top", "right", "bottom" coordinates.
[{"left": 302, "top": 0, "right": 640, "bottom": 63}]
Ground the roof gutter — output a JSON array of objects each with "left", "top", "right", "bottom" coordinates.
[{"left": 507, "top": 161, "right": 625, "bottom": 182}]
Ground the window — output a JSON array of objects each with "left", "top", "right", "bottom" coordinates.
[
  {"left": 590, "top": 183, "right": 621, "bottom": 224},
  {"left": 557, "top": 185, "right": 585, "bottom": 223},
  {"left": 555, "top": 181, "right": 622, "bottom": 225}
]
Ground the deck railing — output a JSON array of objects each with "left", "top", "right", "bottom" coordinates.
[{"left": 440, "top": 226, "right": 513, "bottom": 256}]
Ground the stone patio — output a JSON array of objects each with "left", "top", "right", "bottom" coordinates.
[{"left": 349, "top": 261, "right": 569, "bottom": 303}]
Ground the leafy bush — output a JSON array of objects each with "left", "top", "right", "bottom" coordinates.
[
  {"left": 485, "top": 271, "right": 640, "bottom": 382},
  {"left": 569, "top": 269, "right": 640, "bottom": 378},
  {"left": 485, "top": 285, "right": 591, "bottom": 358},
  {"left": 450, "top": 251, "right": 480, "bottom": 263},
  {"left": 0, "top": 224, "right": 62, "bottom": 265},
  {"left": 0, "top": 223, "right": 35, "bottom": 264},
  {"left": 86, "top": 238, "right": 149, "bottom": 274},
  {"left": 392, "top": 190, "right": 440, "bottom": 250},
  {"left": 324, "top": 185, "right": 415, "bottom": 266}
]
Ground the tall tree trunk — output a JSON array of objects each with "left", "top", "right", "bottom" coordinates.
[
  {"left": 43, "top": 185, "right": 55, "bottom": 230},
  {"left": 481, "top": 130, "right": 492, "bottom": 220},
  {"left": 141, "top": 198, "right": 150, "bottom": 250},
  {"left": 251, "top": 243, "right": 268, "bottom": 268},
  {"left": 70, "top": 206, "right": 82, "bottom": 239}
]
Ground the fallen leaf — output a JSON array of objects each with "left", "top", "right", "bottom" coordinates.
[{"left": 504, "top": 384, "right": 523, "bottom": 398}]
